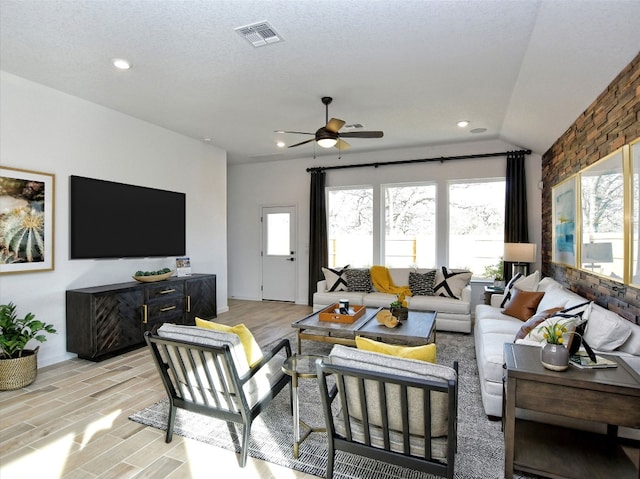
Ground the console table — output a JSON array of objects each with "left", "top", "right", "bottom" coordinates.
[
  {"left": 66, "top": 273, "right": 216, "bottom": 360},
  {"left": 503, "top": 342, "right": 640, "bottom": 479}
]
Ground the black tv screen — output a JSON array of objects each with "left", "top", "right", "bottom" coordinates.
[{"left": 70, "top": 175, "right": 186, "bottom": 259}]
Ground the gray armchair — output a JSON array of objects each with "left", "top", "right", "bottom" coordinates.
[
  {"left": 316, "top": 345, "right": 458, "bottom": 479},
  {"left": 144, "top": 323, "right": 291, "bottom": 467}
]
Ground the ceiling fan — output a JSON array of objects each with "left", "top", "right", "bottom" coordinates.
[{"left": 276, "top": 96, "right": 383, "bottom": 149}]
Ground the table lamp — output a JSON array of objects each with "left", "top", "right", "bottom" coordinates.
[{"left": 504, "top": 243, "right": 537, "bottom": 277}]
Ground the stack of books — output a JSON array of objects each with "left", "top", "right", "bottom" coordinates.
[{"left": 569, "top": 351, "right": 617, "bottom": 369}]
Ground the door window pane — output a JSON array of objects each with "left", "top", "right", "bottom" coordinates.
[
  {"left": 327, "top": 188, "right": 373, "bottom": 267},
  {"left": 266, "top": 213, "right": 290, "bottom": 255},
  {"left": 384, "top": 183, "right": 436, "bottom": 267},
  {"left": 449, "top": 180, "right": 505, "bottom": 277}
]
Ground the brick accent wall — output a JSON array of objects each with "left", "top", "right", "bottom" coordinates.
[{"left": 541, "top": 52, "right": 640, "bottom": 324}]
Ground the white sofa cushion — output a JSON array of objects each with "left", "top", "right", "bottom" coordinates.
[
  {"left": 314, "top": 290, "right": 366, "bottom": 307},
  {"left": 584, "top": 303, "right": 633, "bottom": 351},
  {"left": 408, "top": 294, "right": 470, "bottom": 315},
  {"left": 618, "top": 321, "right": 640, "bottom": 355}
]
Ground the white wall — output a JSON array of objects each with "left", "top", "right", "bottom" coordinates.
[
  {"left": 228, "top": 139, "right": 542, "bottom": 307},
  {"left": 0, "top": 72, "right": 228, "bottom": 367}
]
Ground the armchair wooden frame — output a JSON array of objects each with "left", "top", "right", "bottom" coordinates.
[
  {"left": 317, "top": 359, "right": 458, "bottom": 479},
  {"left": 144, "top": 331, "right": 292, "bottom": 467}
]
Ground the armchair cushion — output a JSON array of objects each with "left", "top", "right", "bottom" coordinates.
[
  {"left": 355, "top": 336, "right": 437, "bottom": 363},
  {"left": 328, "top": 345, "right": 456, "bottom": 437},
  {"left": 195, "top": 318, "right": 263, "bottom": 367},
  {"left": 157, "top": 322, "right": 250, "bottom": 375}
]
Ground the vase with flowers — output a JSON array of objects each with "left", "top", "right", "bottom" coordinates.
[{"left": 537, "top": 319, "right": 571, "bottom": 371}]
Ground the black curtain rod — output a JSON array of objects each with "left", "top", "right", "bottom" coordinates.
[{"left": 306, "top": 149, "right": 532, "bottom": 173}]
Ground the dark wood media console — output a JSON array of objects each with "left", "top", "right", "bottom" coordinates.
[{"left": 66, "top": 273, "right": 216, "bottom": 360}]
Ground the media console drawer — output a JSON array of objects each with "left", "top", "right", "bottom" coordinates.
[{"left": 66, "top": 274, "right": 216, "bottom": 360}]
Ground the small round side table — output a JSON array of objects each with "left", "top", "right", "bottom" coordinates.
[{"left": 281, "top": 354, "right": 326, "bottom": 458}]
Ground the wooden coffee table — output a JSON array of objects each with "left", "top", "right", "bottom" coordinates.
[
  {"left": 291, "top": 307, "right": 436, "bottom": 354},
  {"left": 503, "top": 342, "right": 640, "bottom": 479}
]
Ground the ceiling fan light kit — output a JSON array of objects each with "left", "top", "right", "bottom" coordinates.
[{"left": 278, "top": 96, "right": 383, "bottom": 151}]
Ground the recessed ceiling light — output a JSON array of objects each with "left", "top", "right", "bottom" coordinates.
[
  {"left": 276, "top": 141, "right": 286, "bottom": 148},
  {"left": 112, "top": 58, "right": 132, "bottom": 70},
  {"left": 203, "top": 138, "right": 212, "bottom": 143},
  {"left": 470, "top": 128, "right": 487, "bottom": 134},
  {"left": 457, "top": 120, "right": 470, "bottom": 128}
]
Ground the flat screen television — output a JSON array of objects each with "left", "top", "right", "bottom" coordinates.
[{"left": 70, "top": 175, "right": 186, "bottom": 259}]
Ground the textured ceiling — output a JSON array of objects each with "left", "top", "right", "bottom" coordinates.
[{"left": 1, "top": 0, "right": 639, "bottom": 164}]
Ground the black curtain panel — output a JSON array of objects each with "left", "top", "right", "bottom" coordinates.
[
  {"left": 308, "top": 170, "right": 328, "bottom": 305},
  {"left": 504, "top": 151, "right": 528, "bottom": 281}
]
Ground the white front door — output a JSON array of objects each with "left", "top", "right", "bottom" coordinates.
[{"left": 261, "top": 205, "right": 297, "bottom": 302}]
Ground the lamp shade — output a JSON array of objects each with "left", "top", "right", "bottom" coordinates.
[{"left": 503, "top": 243, "right": 537, "bottom": 263}]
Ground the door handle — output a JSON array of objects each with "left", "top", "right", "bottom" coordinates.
[{"left": 287, "top": 258, "right": 295, "bottom": 261}]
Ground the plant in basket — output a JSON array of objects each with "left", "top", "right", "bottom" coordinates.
[{"left": 0, "top": 302, "right": 56, "bottom": 390}]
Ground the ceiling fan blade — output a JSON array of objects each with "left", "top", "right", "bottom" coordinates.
[
  {"left": 288, "top": 138, "right": 315, "bottom": 148},
  {"left": 335, "top": 138, "right": 351, "bottom": 150},
  {"left": 326, "top": 118, "right": 346, "bottom": 133},
  {"left": 339, "top": 130, "right": 384, "bottom": 139},
  {"left": 275, "top": 130, "right": 315, "bottom": 135}
]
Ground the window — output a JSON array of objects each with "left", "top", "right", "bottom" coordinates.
[
  {"left": 327, "top": 187, "right": 373, "bottom": 267},
  {"left": 383, "top": 183, "right": 436, "bottom": 267},
  {"left": 580, "top": 149, "right": 624, "bottom": 279},
  {"left": 448, "top": 180, "right": 505, "bottom": 277}
]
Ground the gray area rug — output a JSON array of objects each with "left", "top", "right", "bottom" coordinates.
[{"left": 130, "top": 331, "right": 537, "bottom": 478}]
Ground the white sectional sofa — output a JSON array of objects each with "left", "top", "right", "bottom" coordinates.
[
  {"left": 475, "top": 274, "right": 640, "bottom": 432},
  {"left": 313, "top": 267, "right": 472, "bottom": 333}
]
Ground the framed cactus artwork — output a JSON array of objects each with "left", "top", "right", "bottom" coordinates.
[{"left": 0, "top": 167, "right": 55, "bottom": 274}]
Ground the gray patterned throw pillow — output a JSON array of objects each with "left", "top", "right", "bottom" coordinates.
[
  {"left": 346, "top": 268, "right": 373, "bottom": 292},
  {"left": 409, "top": 270, "right": 437, "bottom": 296}
]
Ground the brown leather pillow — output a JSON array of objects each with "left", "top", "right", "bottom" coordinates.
[
  {"left": 501, "top": 288, "right": 545, "bottom": 321},
  {"left": 514, "top": 307, "right": 564, "bottom": 341}
]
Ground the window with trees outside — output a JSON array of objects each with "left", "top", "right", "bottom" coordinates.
[
  {"left": 327, "top": 178, "right": 506, "bottom": 279},
  {"left": 384, "top": 183, "right": 436, "bottom": 267},
  {"left": 448, "top": 179, "right": 506, "bottom": 277},
  {"left": 327, "top": 187, "right": 373, "bottom": 267}
]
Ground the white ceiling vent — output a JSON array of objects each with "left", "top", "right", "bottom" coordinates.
[{"left": 235, "top": 22, "right": 282, "bottom": 47}]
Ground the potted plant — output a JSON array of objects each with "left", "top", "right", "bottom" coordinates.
[
  {"left": 0, "top": 302, "right": 56, "bottom": 390},
  {"left": 484, "top": 259, "right": 504, "bottom": 288},
  {"left": 537, "top": 319, "right": 571, "bottom": 371},
  {"left": 389, "top": 293, "right": 409, "bottom": 321}
]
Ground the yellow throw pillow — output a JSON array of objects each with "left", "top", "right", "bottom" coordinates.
[
  {"left": 355, "top": 336, "right": 436, "bottom": 363},
  {"left": 195, "top": 318, "right": 263, "bottom": 367}
]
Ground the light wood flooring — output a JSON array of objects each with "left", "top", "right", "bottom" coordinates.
[{"left": 0, "top": 299, "right": 317, "bottom": 479}]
